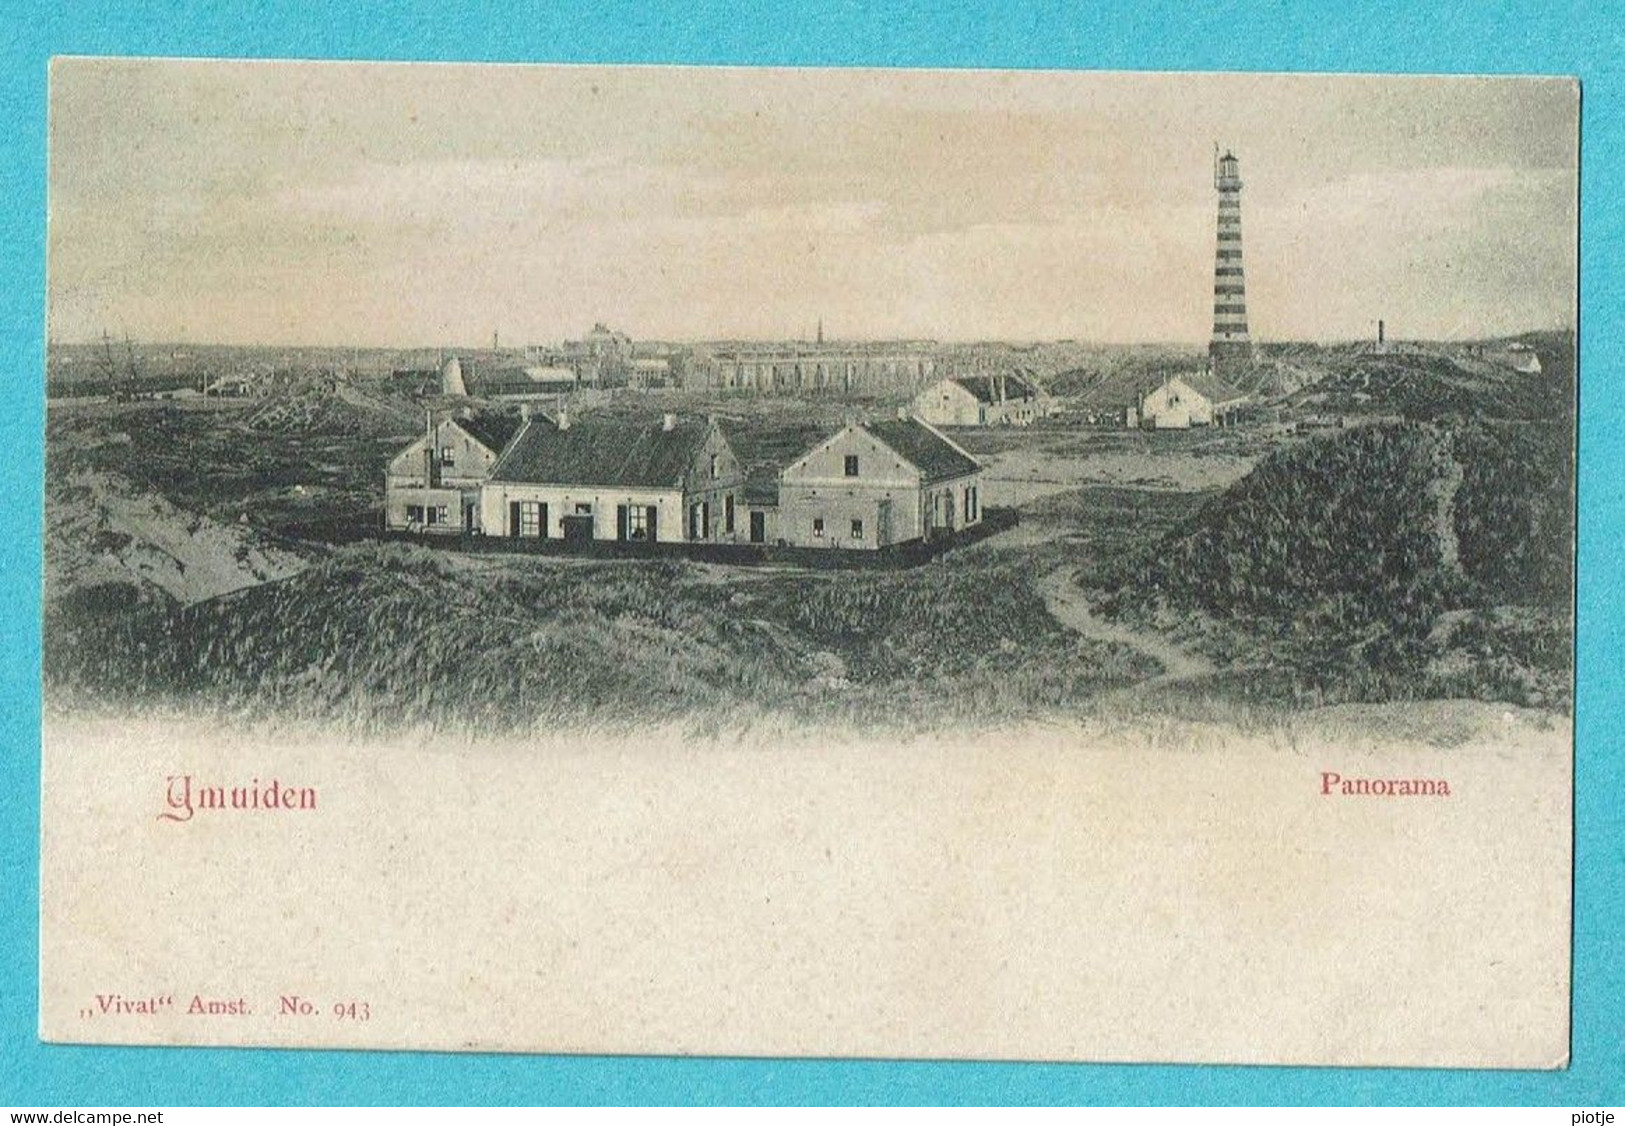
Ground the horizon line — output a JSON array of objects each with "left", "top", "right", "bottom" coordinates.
[{"left": 45, "top": 326, "right": 1576, "bottom": 353}]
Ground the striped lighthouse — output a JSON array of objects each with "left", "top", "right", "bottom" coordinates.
[{"left": 1209, "top": 147, "right": 1252, "bottom": 378}]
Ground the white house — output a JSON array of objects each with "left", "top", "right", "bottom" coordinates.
[
  {"left": 776, "top": 414, "right": 984, "bottom": 550},
  {"left": 913, "top": 372, "right": 1047, "bottom": 427},
  {"left": 1138, "top": 372, "right": 1248, "bottom": 429},
  {"left": 479, "top": 412, "right": 744, "bottom": 545},
  {"left": 384, "top": 410, "right": 528, "bottom": 534}
]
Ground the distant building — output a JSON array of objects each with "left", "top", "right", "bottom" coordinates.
[
  {"left": 440, "top": 355, "right": 467, "bottom": 397},
  {"left": 1138, "top": 372, "right": 1249, "bottom": 429},
  {"left": 689, "top": 342, "right": 942, "bottom": 395},
  {"left": 913, "top": 372, "right": 1048, "bottom": 427},
  {"left": 1488, "top": 342, "right": 1543, "bottom": 374},
  {"left": 628, "top": 357, "right": 673, "bottom": 388},
  {"left": 581, "top": 322, "right": 633, "bottom": 358},
  {"left": 385, "top": 410, "right": 529, "bottom": 534},
  {"left": 776, "top": 416, "right": 984, "bottom": 550},
  {"left": 480, "top": 412, "right": 743, "bottom": 545},
  {"left": 204, "top": 375, "right": 256, "bottom": 397},
  {"left": 464, "top": 363, "right": 582, "bottom": 399}
]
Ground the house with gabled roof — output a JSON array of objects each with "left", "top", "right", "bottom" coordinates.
[
  {"left": 913, "top": 371, "right": 1048, "bottom": 427},
  {"left": 776, "top": 413, "right": 985, "bottom": 550},
  {"left": 1137, "top": 370, "right": 1249, "bottom": 429},
  {"left": 385, "top": 408, "right": 531, "bottom": 534},
  {"left": 478, "top": 411, "right": 744, "bottom": 546}
]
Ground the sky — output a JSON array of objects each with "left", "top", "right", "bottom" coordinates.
[{"left": 46, "top": 61, "right": 1578, "bottom": 347}]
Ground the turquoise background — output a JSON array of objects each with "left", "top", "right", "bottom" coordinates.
[{"left": 1, "top": 0, "right": 1618, "bottom": 1106}]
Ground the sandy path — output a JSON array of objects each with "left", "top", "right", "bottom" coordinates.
[{"left": 1036, "top": 566, "right": 1214, "bottom": 682}]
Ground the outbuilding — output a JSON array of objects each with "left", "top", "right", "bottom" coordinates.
[
  {"left": 777, "top": 415, "right": 984, "bottom": 550},
  {"left": 384, "top": 410, "right": 529, "bottom": 534},
  {"left": 913, "top": 372, "right": 1048, "bottom": 427},
  {"left": 1138, "top": 372, "right": 1249, "bottom": 429}
]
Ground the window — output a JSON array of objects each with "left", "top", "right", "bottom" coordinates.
[
  {"left": 519, "top": 502, "right": 542, "bottom": 537},
  {"left": 405, "top": 504, "right": 424, "bottom": 525},
  {"left": 428, "top": 505, "right": 448, "bottom": 526},
  {"left": 813, "top": 517, "right": 825, "bottom": 538},
  {"left": 574, "top": 502, "right": 592, "bottom": 515},
  {"left": 626, "top": 506, "right": 649, "bottom": 541},
  {"left": 725, "top": 493, "right": 735, "bottom": 534},
  {"left": 710, "top": 453, "right": 720, "bottom": 479},
  {"left": 844, "top": 454, "right": 859, "bottom": 477},
  {"left": 439, "top": 445, "right": 455, "bottom": 469},
  {"left": 851, "top": 518, "right": 864, "bottom": 540}
]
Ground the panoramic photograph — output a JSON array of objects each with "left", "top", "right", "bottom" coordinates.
[{"left": 39, "top": 61, "right": 1578, "bottom": 1064}]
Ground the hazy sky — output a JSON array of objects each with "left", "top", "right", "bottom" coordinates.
[{"left": 47, "top": 60, "right": 1577, "bottom": 347}]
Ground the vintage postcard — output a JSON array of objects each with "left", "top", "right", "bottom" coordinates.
[{"left": 39, "top": 60, "right": 1576, "bottom": 1066}]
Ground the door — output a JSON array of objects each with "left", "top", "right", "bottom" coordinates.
[
  {"left": 749, "top": 510, "right": 766, "bottom": 544},
  {"left": 876, "top": 499, "right": 892, "bottom": 548},
  {"left": 561, "top": 514, "right": 594, "bottom": 546}
]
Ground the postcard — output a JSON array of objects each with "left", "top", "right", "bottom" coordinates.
[{"left": 39, "top": 60, "right": 1576, "bottom": 1066}]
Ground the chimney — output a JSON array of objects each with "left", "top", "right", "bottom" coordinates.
[
  {"left": 558, "top": 405, "right": 571, "bottom": 430},
  {"left": 520, "top": 403, "right": 531, "bottom": 421},
  {"left": 662, "top": 412, "right": 676, "bottom": 432},
  {"left": 896, "top": 407, "right": 909, "bottom": 421}
]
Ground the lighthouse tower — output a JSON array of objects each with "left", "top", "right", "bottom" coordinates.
[{"left": 1209, "top": 148, "right": 1252, "bottom": 379}]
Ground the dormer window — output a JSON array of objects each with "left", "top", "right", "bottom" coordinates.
[{"left": 844, "top": 455, "right": 859, "bottom": 477}]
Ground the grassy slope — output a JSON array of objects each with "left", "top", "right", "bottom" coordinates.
[
  {"left": 1095, "top": 419, "right": 1573, "bottom": 710},
  {"left": 44, "top": 541, "right": 1154, "bottom": 736}
]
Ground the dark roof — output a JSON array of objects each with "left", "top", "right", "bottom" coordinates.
[
  {"left": 742, "top": 470, "right": 780, "bottom": 507},
  {"left": 951, "top": 373, "right": 1040, "bottom": 404},
  {"left": 468, "top": 377, "right": 579, "bottom": 398},
  {"left": 1177, "top": 371, "right": 1248, "bottom": 405},
  {"left": 865, "top": 418, "right": 982, "bottom": 485},
  {"left": 1073, "top": 370, "right": 1249, "bottom": 410},
  {"left": 719, "top": 419, "right": 829, "bottom": 509},
  {"left": 491, "top": 417, "right": 713, "bottom": 488},
  {"left": 464, "top": 367, "right": 581, "bottom": 398},
  {"left": 452, "top": 411, "right": 527, "bottom": 456}
]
